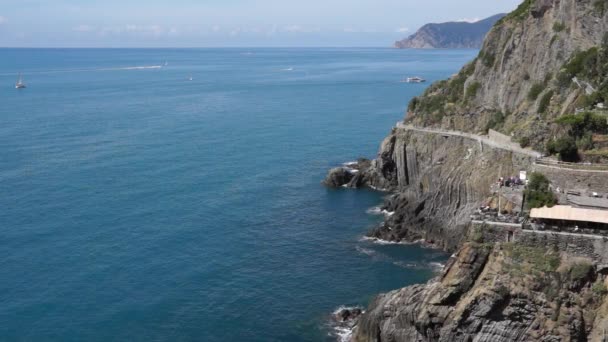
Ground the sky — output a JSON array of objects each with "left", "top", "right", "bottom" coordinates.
[{"left": 0, "top": 0, "right": 523, "bottom": 47}]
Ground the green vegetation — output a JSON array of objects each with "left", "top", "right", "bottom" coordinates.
[
  {"left": 538, "top": 90, "right": 554, "bottom": 114},
  {"left": 550, "top": 34, "right": 560, "bottom": 46},
  {"left": 595, "top": 0, "right": 606, "bottom": 16},
  {"left": 479, "top": 50, "right": 496, "bottom": 68},
  {"left": 593, "top": 280, "right": 608, "bottom": 295},
  {"left": 528, "top": 83, "right": 544, "bottom": 101},
  {"left": 503, "top": 243, "right": 561, "bottom": 275},
  {"left": 407, "top": 60, "right": 478, "bottom": 124},
  {"left": 470, "top": 226, "right": 484, "bottom": 243},
  {"left": 552, "top": 22, "right": 567, "bottom": 32},
  {"left": 556, "top": 112, "right": 608, "bottom": 137},
  {"left": 548, "top": 112, "right": 608, "bottom": 159},
  {"left": 569, "top": 262, "right": 593, "bottom": 281},
  {"left": 547, "top": 135, "right": 579, "bottom": 161},
  {"left": 485, "top": 111, "right": 505, "bottom": 132},
  {"left": 524, "top": 172, "right": 557, "bottom": 209},
  {"left": 518, "top": 136, "right": 531, "bottom": 148},
  {"left": 500, "top": 0, "right": 535, "bottom": 23},
  {"left": 465, "top": 81, "right": 481, "bottom": 102},
  {"left": 557, "top": 40, "right": 608, "bottom": 107}
]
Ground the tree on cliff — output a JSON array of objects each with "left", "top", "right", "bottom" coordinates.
[{"left": 524, "top": 172, "right": 557, "bottom": 209}]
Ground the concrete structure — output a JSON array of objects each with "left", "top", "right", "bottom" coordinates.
[{"left": 531, "top": 205, "right": 608, "bottom": 226}]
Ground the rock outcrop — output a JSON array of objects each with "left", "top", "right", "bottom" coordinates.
[
  {"left": 355, "top": 243, "right": 608, "bottom": 342},
  {"left": 395, "top": 14, "right": 506, "bottom": 49}
]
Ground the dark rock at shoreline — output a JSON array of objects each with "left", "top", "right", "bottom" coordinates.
[{"left": 324, "top": 167, "right": 354, "bottom": 187}]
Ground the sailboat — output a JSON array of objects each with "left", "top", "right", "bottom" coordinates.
[{"left": 15, "top": 73, "right": 26, "bottom": 89}]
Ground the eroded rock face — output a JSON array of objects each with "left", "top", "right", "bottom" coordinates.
[
  {"left": 354, "top": 244, "right": 607, "bottom": 342},
  {"left": 335, "top": 128, "right": 534, "bottom": 251}
]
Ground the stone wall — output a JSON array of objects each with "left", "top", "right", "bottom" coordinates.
[
  {"left": 488, "top": 129, "right": 513, "bottom": 146},
  {"left": 473, "top": 222, "right": 608, "bottom": 263},
  {"left": 533, "top": 163, "right": 608, "bottom": 193}
]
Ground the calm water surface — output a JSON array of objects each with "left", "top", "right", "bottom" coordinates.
[{"left": 0, "top": 48, "right": 476, "bottom": 341}]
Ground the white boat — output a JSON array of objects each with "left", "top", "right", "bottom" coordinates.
[
  {"left": 403, "top": 76, "right": 426, "bottom": 83},
  {"left": 15, "top": 73, "right": 26, "bottom": 89},
  {"left": 188, "top": 75, "right": 193, "bottom": 81}
]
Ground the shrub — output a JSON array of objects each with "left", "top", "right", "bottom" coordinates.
[
  {"left": 569, "top": 262, "right": 593, "bottom": 281},
  {"left": 593, "top": 280, "right": 608, "bottom": 295},
  {"left": 547, "top": 135, "right": 579, "bottom": 161},
  {"left": 408, "top": 97, "right": 419, "bottom": 112},
  {"left": 519, "top": 136, "right": 531, "bottom": 148},
  {"left": 556, "top": 112, "right": 608, "bottom": 137},
  {"left": 465, "top": 82, "right": 481, "bottom": 102},
  {"left": 525, "top": 172, "right": 558, "bottom": 209},
  {"left": 485, "top": 111, "right": 505, "bottom": 132},
  {"left": 482, "top": 52, "right": 496, "bottom": 68},
  {"left": 501, "top": 0, "right": 534, "bottom": 22},
  {"left": 538, "top": 90, "right": 554, "bottom": 113},
  {"left": 595, "top": 0, "right": 606, "bottom": 16},
  {"left": 528, "top": 83, "right": 544, "bottom": 101},
  {"left": 553, "top": 22, "right": 567, "bottom": 32},
  {"left": 577, "top": 133, "right": 595, "bottom": 151}
]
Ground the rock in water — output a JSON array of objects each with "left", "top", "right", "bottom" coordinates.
[{"left": 323, "top": 167, "right": 353, "bottom": 187}]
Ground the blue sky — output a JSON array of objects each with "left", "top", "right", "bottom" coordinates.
[{"left": 0, "top": 0, "right": 522, "bottom": 47}]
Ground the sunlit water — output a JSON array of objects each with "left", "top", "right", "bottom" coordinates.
[{"left": 0, "top": 48, "right": 475, "bottom": 341}]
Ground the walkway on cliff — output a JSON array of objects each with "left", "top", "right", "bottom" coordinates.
[{"left": 395, "top": 123, "right": 543, "bottom": 158}]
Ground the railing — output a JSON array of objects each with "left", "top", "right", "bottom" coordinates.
[{"left": 535, "top": 158, "right": 608, "bottom": 171}]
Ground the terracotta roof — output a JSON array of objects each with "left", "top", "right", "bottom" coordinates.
[{"left": 530, "top": 205, "right": 608, "bottom": 225}]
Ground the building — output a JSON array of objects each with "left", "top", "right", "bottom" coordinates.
[{"left": 530, "top": 205, "right": 608, "bottom": 231}]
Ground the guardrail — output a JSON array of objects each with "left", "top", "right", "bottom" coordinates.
[{"left": 535, "top": 158, "right": 608, "bottom": 171}]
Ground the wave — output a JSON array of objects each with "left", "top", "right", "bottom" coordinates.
[
  {"left": 365, "top": 206, "right": 394, "bottom": 217},
  {"left": 328, "top": 306, "right": 365, "bottom": 342}
]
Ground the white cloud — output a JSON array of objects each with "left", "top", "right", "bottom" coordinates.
[
  {"left": 73, "top": 25, "right": 94, "bottom": 32},
  {"left": 395, "top": 27, "right": 409, "bottom": 33},
  {"left": 456, "top": 17, "right": 481, "bottom": 23}
]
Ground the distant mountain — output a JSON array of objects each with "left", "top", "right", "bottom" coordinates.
[{"left": 394, "top": 14, "right": 506, "bottom": 49}]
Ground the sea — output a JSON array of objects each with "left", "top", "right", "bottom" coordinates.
[{"left": 0, "top": 48, "right": 477, "bottom": 341}]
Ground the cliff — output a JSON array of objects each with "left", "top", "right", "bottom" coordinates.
[
  {"left": 356, "top": 242, "right": 608, "bottom": 342},
  {"left": 394, "top": 14, "right": 506, "bottom": 49},
  {"left": 324, "top": 0, "right": 608, "bottom": 341},
  {"left": 407, "top": 0, "right": 608, "bottom": 150}
]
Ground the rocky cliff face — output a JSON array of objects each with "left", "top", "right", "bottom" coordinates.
[
  {"left": 395, "top": 14, "right": 505, "bottom": 49},
  {"left": 324, "top": 1, "right": 608, "bottom": 341},
  {"left": 355, "top": 242, "right": 608, "bottom": 342},
  {"left": 325, "top": 128, "right": 534, "bottom": 251},
  {"left": 407, "top": 0, "right": 608, "bottom": 149}
]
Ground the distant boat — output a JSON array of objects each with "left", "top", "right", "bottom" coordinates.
[
  {"left": 402, "top": 76, "right": 426, "bottom": 83},
  {"left": 188, "top": 75, "right": 193, "bottom": 81},
  {"left": 15, "top": 73, "right": 26, "bottom": 89},
  {"left": 164, "top": 61, "right": 169, "bottom": 67}
]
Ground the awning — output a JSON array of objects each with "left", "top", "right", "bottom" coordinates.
[{"left": 530, "top": 205, "right": 608, "bottom": 225}]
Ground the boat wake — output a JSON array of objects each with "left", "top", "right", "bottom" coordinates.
[{"left": 0, "top": 65, "right": 163, "bottom": 76}]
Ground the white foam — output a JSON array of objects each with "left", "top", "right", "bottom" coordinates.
[
  {"left": 429, "top": 262, "right": 446, "bottom": 271},
  {"left": 343, "top": 161, "right": 358, "bottom": 167},
  {"left": 366, "top": 206, "right": 383, "bottom": 215}
]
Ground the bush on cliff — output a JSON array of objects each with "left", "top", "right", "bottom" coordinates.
[
  {"left": 524, "top": 172, "right": 557, "bottom": 209},
  {"left": 546, "top": 135, "right": 579, "bottom": 161}
]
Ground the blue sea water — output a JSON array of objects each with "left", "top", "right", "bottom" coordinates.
[{"left": 0, "top": 48, "right": 476, "bottom": 341}]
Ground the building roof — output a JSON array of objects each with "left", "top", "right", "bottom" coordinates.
[
  {"left": 530, "top": 205, "right": 608, "bottom": 225},
  {"left": 567, "top": 195, "right": 608, "bottom": 210}
]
